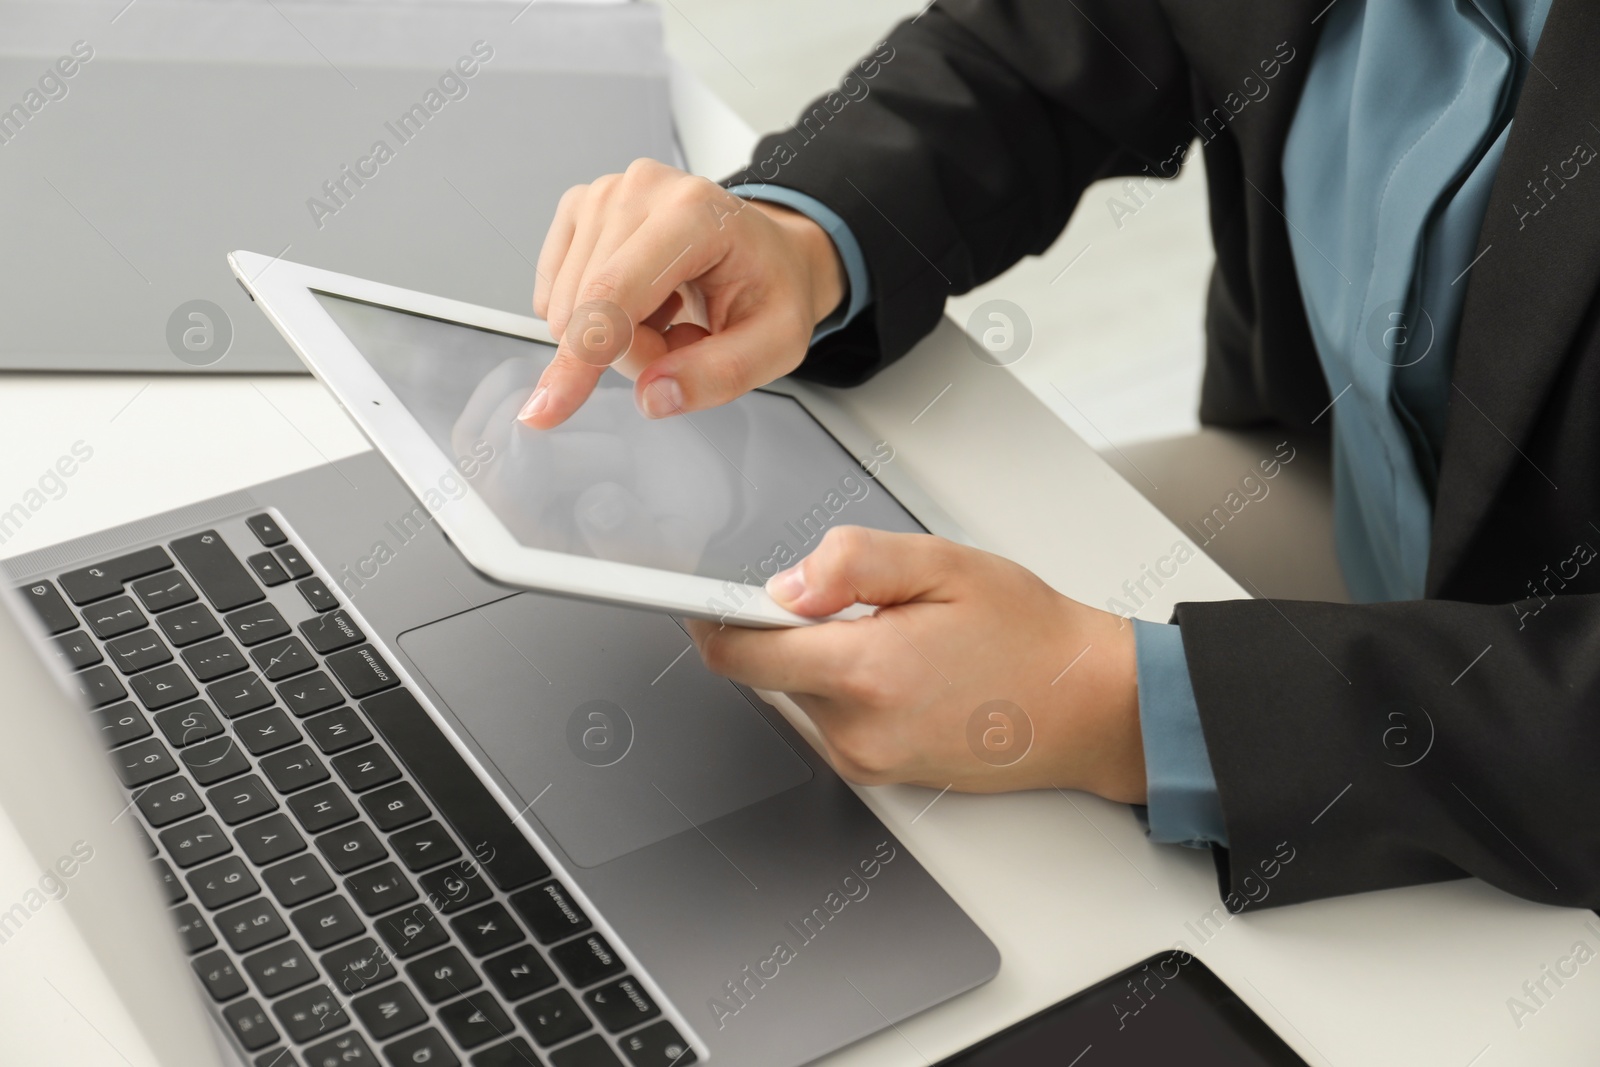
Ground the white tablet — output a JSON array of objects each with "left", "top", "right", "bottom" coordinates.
[{"left": 229, "top": 250, "right": 970, "bottom": 627}]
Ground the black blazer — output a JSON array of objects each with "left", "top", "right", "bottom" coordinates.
[{"left": 727, "top": 0, "right": 1600, "bottom": 912}]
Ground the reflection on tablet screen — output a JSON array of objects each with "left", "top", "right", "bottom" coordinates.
[{"left": 314, "top": 292, "right": 925, "bottom": 587}]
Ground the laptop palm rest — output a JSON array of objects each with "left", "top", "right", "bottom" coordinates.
[{"left": 398, "top": 592, "right": 813, "bottom": 868}]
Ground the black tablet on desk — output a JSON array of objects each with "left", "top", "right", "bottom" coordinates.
[{"left": 937, "top": 951, "right": 1311, "bottom": 1067}]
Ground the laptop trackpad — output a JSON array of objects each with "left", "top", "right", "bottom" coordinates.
[{"left": 398, "top": 593, "right": 812, "bottom": 868}]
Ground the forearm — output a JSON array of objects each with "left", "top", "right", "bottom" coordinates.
[
  {"left": 1177, "top": 593, "right": 1600, "bottom": 911},
  {"left": 724, "top": 0, "right": 1194, "bottom": 381}
]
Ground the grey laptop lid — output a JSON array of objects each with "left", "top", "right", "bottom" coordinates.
[
  {"left": 0, "top": 580, "right": 230, "bottom": 1065},
  {"left": 0, "top": 0, "right": 678, "bottom": 373}
]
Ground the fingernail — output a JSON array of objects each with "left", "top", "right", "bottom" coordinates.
[
  {"left": 766, "top": 566, "right": 804, "bottom": 603},
  {"left": 640, "top": 376, "right": 684, "bottom": 419},
  {"left": 516, "top": 386, "right": 549, "bottom": 422}
]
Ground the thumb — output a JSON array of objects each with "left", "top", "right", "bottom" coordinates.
[
  {"left": 634, "top": 314, "right": 804, "bottom": 419},
  {"left": 767, "top": 526, "right": 951, "bottom": 617}
]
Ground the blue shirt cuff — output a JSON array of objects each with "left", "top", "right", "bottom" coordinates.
[
  {"left": 725, "top": 183, "right": 872, "bottom": 342},
  {"left": 1131, "top": 619, "right": 1229, "bottom": 849}
]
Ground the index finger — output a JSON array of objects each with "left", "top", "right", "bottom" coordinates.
[
  {"left": 522, "top": 198, "right": 732, "bottom": 428},
  {"left": 685, "top": 616, "right": 859, "bottom": 697}
]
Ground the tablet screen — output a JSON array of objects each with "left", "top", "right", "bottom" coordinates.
[{"left": 314, "top": 293, "right": 924, "bottom": 585}]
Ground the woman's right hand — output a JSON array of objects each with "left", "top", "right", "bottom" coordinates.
[{"left": 523, "top": 158, "right": 847, "bottom": 428}]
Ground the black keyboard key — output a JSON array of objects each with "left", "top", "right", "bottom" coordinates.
[
  {"left": 306, "top": 1032, "right": 376, "bottom": 1066},
  {"left": 483, "top": 944, "right": 556, "bottom": 1002},
  {"left": 261, "top": 745, "right": 329, "bottom": 793},
  {"left": 113, "top": 736, "right": 177, "bottom": 787},
  {"left": 207, "top": 773, "right": 279, "bottom": 825},
  {"left": 304, "top": 706, "right": 372, "bottom": 754},
  {"left": 84, "top": 595, "right": 146, "bottom": 639},
  {"left": 406, "top": 947, "right": 481, "bottom": 1004},
  {"left": 248, "top": 513, "right": 288, "bottom": 547},
  {"left": 255, "top": 636, "right": 317, "bottom": 681},
  {"left": 353, "top": 982, "right": 428, "bottom": 1040},
  {"left": 172, "top": 902, "right": 216, "bottom": 953},
  {"left": 216, "top": 896, "right": 288, "bottom": 953},
  {"left": 619, "top": 1022, "right": 694, "bottom": 1067},
  {"left": 294, "top": 896, "right": 366, "bottom": 951},
  {"left": 389, "top": 821, "right": 462, "bottom": 873},
  {"left": 158, "top": 602, "right": 223, "bottom": 647},
  {"left": 317, "top": 823, "right": 387, "bottom": 873},
  {"left": 226, "top": 602, "right": 292, "bottom": 646},
  {"left": 257, "top": 1048, "right": 299, "bottom": 1067},
  {"left": 385, "top": 1029, "right": 459, "bottom": 1067},
  {"left": 159, "top": 814, "right": 231, "bottom": 867},
  {"left": 375, "top": 904, "right": 449, "bottom": 959},
  {"left": 238, "top": 813, "right": 308, "bottom": 865},
  {"left": 550, "top": 935, "right": 625, "bottom": 989},
  {"left": 419, "top": 863, "right": 491, "bottom": 915},
  {"left": 131, "top": 570, "right": 197, "bottom": 613},
  {"left": 278, "top": 671, "right": 344, "bottom": 718},
  {"left": 245, "top": 939, "right": 318, "bottom": 997},
  {"left": 361, "top": 782, "right": 429, "bottom": 832},
  {"left": 91, "top": 700, "right": 150, "bottom": 747},
  {"left": 326, "top": 645, "right": 400, "bottom": 699},
  {"left": 105, "top": 628, "right": 172, "bottom": 674},
  {"left": 322, "top": 937, "right": 396, "bottom": 994},
  {"left": 75, "top": 664, "right": 127, "bottom": 708},
  {"left": 237, "top": 706, "right": 302, "bottom": 755},
  {"left": 333, "top": 744, "right": 400, "bottom": 793},
  {"left": 451, "top": 903, "right": 523, "bottom": 958},
  {"left": 224, "top": 997, "right": 280, "bottom": 1052},
  {"left": 155, "top": 858, "right": 187, "bottom": 904},
  {"left": 153, "top": 699, "right": 225, "bottom": 747},
  {"left": 511, "top": 882, "right": 591, "bottom": 946},
  {"left": 19, "top": 579, "right": 76, "bottom": 634},
  {"left": 249, "top": 551, "right": 291, "bottom": 587},
  {"left": 363, "top": 690, "right": 549, "bottom": 891},
  {"left": 585, "top": 977, "right": 659, "bottom": 1033},
  {"left": 516, "top": 988, "right": 590, "bottom": 1047},
  {"left": 53, "top": 629, "right": 101, "bottom": 670},
  {"left": 172, "top": 530, "right": 264, "bottom": 611},
  {"left": 493, "top": 1039, "right": 560, "bottom": 1067},
  {"left": 300, "top": 610, "right": 364, "bottom": 655},
  {"left": 183, "top": 735, "right": 252, "bottom": 785},
  {"left": 194, "top": 948, "right": 247, "bottom": 1001},
  {"left": 290, "top": 782, "right": 359, "bottom": 834},
  {"left": 276, "top": 545, "right": 313, "bottom": 581},
  {"left": 137, "top": 774, "right": 204, "bottom": 826},
  {"left": 208, "top": 671, "right": 274, "bottom": 718},
  {"left": 131, "top": 663, "right": 198, "bottom": 710},
  {"left": 298, "top": 576, "right": 339, "bottom": 613},
  {"left": 439, "top": 992, "right": 512, "bottom": 1050},
  {"left": 346, "top": 862, "right": 418, "bottom": 916},
  {"left": 60, "top": 546, "right": 172, "bottom": 605},
  {"left": 183, "top": 635, "right": 247, "bottom": 682},
  {"left": 188, "top": 855, "right": 260, "bottom": 909},
  {"left": 265, "top": 853, "right": 335, "bottom": 907},
  {"left": 274, "top": 984, "right": 350, "bottom": 1045}
]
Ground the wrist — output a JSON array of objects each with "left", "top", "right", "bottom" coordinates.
[
  {"left": 748, "top": 199, "right": 848, "bottom": 327},
  {"left": 1053, "top": 603, "right": 1147, "bottom": 804}
]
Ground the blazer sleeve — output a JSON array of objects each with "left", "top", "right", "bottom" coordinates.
[
  {"left": 1174, "top": 593, "right": 1600, "bottom": 912},
  {"left": 723, "top": 0, "right": 1196, "bottom": 386}
]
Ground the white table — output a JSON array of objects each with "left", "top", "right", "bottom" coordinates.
[{"left": 0, "top": 60, "right": 1595, "bottom": 1067}]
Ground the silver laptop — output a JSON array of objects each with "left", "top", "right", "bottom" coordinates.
[
  {"left": 0, "top": 448, "right": 998, "bottom": 1067},
  {"left": 0, "top": 0, "right": 680, "bottom": 373}
]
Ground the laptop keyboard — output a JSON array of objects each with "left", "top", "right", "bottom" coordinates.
[{"left": 17, "top": 514, "right": 695, "bottom": 1067}]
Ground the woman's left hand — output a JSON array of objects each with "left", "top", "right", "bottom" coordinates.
[{"left": 683, "top": 526, "right": 1148, "bottom": 802}]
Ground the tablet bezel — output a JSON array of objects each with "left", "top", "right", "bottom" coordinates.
[{"left": 228, "top": 249, "right": 972, "bottom": 627}]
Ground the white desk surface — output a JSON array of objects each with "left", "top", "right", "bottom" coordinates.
[{"left": 1, "top": 61, "right": 1596, "bottom": 1067}]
